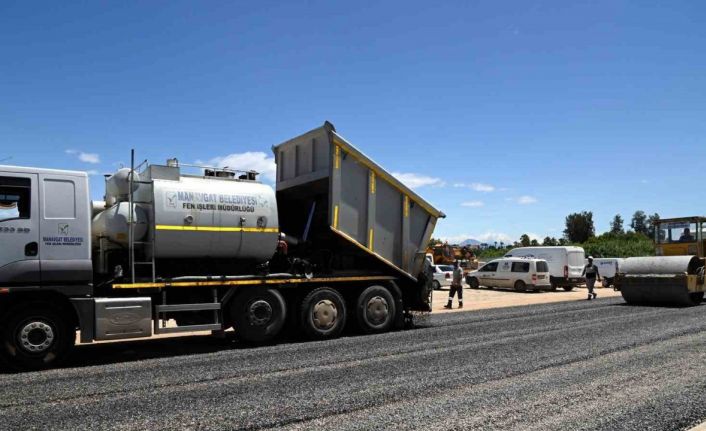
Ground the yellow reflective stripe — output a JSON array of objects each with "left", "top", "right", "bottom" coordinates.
[
  {"left": 112, "top": 275, "right": 394, "bottom": 289},
  {"left": 155, "top": 225, "right": 279, "bottom": 233},
  {"left": 370, "top": 171, "right": 376, "bottom": 194},
  {"left": 334, "top": 145, "right": 341, "bottom": 169},
  {"left": 368, "top": 228, "right": 374, "bottom": 251},
  {"left": 403, "top": 195, "right": 409, "bottom": 217},
  {"left": 333, "top": 205, "right": 339, "bottom": 229}
]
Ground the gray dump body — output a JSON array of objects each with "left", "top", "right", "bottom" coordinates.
[{"left": 273, "top": 122, "right": 444, "bottom": 281}]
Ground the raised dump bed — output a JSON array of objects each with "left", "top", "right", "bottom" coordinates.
[{"left": 273, "top": 121, "right": 444, "bottom": 283}]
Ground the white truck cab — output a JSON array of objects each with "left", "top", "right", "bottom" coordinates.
[{"left": 0, "top": 166, "right": 92, "bottom": 287}]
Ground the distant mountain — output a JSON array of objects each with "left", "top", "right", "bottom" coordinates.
[{"left": 459, "top": 238, "right": 481, "bottom": 246}]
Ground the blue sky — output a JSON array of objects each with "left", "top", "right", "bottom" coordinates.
[{"left": 1, "top": 1, "right": 705, "bottom": 244}]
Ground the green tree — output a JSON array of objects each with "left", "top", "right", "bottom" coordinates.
[
  {"left": 530, "top": 239, "right": 539, "bottom": 246},
  {"left": 564, "top": 211, "right": 595, "bottom": 243},
  {"left": 646, "top": 212, "right": 660, "bottom": 240},
  {"left": 631, "top": 211, "right": 648, "bottom": 235},
  {"left": 520, "top": 234, "right": 531, "bottom": 247},
  {"left": 610, "top": 214, "right": 624, "bottom": 235},
  {"left": 542, "top": 236, "right": 558, "bottom": 246},
  {"left": 558, "top": 238, "right": 568, "bottom": 246}
]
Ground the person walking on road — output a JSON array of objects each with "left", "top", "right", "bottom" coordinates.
[
  {"left": 444, "top": 261, "right": 464, "bottom": 309},
  {"left": 582, "top": 256, "right": 602, "bottom": 300}
]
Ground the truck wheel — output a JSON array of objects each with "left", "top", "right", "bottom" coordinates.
[
  {"left": 514, "top": 280, "right": 527, "bottom": 292},
  {"left": 468, "top": 277, "right": 480, "bottom": 289},
  {"left": 300, "top": 287, "right": 346, "bottom": 340},
  {"left": 356, "top": 285, "right": 396, "bottom": 334},
  {"left": 432, "top": 281, "right": 441, "bottom": 290},
  {"left": 0, "top": 302, "right": 75, "bottom": 371},
  {"left": 563, "top": 286, "right": 573, "bottom": 291},
  {"left": 230, "top": 288, "right": 287, "bottom": 343},
  {"left": 549, "top": 283, "right": 557, "bottom": 292}
]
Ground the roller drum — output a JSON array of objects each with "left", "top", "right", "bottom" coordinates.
[{"left": 618, "top": 256, "right": 705, "bottom": 306}]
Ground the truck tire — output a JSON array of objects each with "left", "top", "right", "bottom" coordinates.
[
  {"left": 299, "top": 287, "right": 347, "bottom": 340},
  {"left": 468, "top": 277, "right": 480, "bottom": 289},
  {"left": 356, "top": 285, "right": 396, "bottom": 334},
  {"left": 230, "top": 288, "right": 287, "bottom": 343},
  {"left": 563, "top": 286, "right": 573, "bottom": 291},
  {"left": 0, "top": 302, "right": 75, "bottom": 371},
  {"left": 432, "top": 280, "right": 441, "bottom": 290}
]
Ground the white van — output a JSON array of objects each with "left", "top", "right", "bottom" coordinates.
[
  {"left": 591, "top": 258, "right": 623, "bottom": 288},
  {"left": 466, "top": 257, "right": 551, "bottom": 292},
  {"left": 504, "top": 246, "right": 586, "bottom": 290}
]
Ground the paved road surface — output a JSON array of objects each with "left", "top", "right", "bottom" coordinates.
[{"left": 2, "top": 297, "right": 706, "bottom": 430}]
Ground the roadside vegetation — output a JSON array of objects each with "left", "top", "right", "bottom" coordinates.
[{"left": 435, "top": 210, "right": 658, "bottom": 261}]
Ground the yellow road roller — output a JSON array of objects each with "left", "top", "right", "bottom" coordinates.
[{"left": 615, "top": 217, "right": 706, "bottom": 306}]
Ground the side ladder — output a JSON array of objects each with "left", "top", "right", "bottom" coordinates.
[{"left": 128, "top": 150, "right": 156, "bottom": 283}]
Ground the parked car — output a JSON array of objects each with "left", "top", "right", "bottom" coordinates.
[
  {"left": 432, "top": 264, "right": 454, "bottom": 290},
  {"left": 466, "top": 257, "right": 551, "bottom": 292},
  {"left": 504, "top": 246, "right": 586, "bottom": 291},
  {"left": 590, "top": 257, "right": 624, "bottom": 288}
]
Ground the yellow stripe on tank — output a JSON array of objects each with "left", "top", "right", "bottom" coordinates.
[{"left": 155, "top": 225, "right": 279, "bottom": 233}]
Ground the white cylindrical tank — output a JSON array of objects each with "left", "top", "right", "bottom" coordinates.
[
  {"left": 92, "top": 202, "right": 148, "bottom": 246},
  {"left": 105, "top": 168, "right": 140, "bottom": 203},
  {"left": 152, "top": 175, "right": 279, "bottom": 260}
]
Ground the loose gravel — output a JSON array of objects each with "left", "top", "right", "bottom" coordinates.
[{"left": 1, "top": 297, "right": 706, "bottom": 430}]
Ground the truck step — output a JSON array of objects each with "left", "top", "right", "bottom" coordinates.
[
  {"left": 154, "top": 323, "right": 223, "bottom": 334},
  {"left": 155, "top": 303, "right": 221, "bottom": 312}
]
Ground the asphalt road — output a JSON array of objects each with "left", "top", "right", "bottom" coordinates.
[{"left": 2, "top": 297, "right": 706, "bottom": 430}]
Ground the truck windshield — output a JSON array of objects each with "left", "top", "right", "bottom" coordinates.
[{"left": 657, "top": 222, "right": 697, "bottom": 244}]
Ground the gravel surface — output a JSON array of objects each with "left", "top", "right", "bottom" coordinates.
[{"left": 2, "top": 297, "right": 706, "bottom": 430}]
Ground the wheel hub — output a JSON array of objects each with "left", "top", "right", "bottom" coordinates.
[
  {"left": 18, "top": 321, "right": 54, "bottom": 354},
  {"left": 312, "top": 299, "right": 338, "bottom": 330},
  {"left": 366, "top": 296, "right": 389, "bottom": 325},
  {"left": 248, "top": 300, "right": 273, "bottom": 326}
]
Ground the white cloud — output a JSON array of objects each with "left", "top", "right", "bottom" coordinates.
[
  {"left": 453, "top": 182, "right": 495, "bottom": 192},
  {"left": 392, "top": 172, "right": 445, "bottom": 189},
  {"left": 461, "top": 200, "right": 484, "bottom": 207},
  {"left": 204, "top": 152, "right": 277, "bottom": 182},
  {"left": 86, "top": 170, "right": 100, "bottom": 176},
  {"left": 65, "top": 149, "right": 101, "bottom": 164},
  {"left": 517, "top": 195, "right": 538, "bottom": 205},
  {"left": 470, "top": 182, "right": 495, "bottom": 192}
]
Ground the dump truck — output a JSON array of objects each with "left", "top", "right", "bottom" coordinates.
[
  {"left": 615, "top": 216, "right": 705, "bottom": 306},
  {"left": 0, "top": 121, "right": 444, "bottom": 370}
]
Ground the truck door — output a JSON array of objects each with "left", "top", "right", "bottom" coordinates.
[
  {"left": 0, "top": 172, "right": 40, "bottom": 284},
  {"left": 38, "top": 173, "right": 92, "bottom": 284}
]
